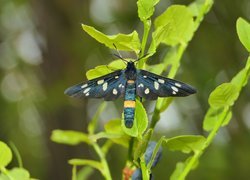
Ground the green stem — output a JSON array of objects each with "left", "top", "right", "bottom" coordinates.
[
  {"left": 93, "top": 143, "right": 112, "bottom": 180},
  {"left": 178, "top": 108, "right": 229, "bottom": 180},
  {"left": 138, "top": 20, "right": 151, "bottom": 68},
  {"left": 72, "top": 165, "right": 77, "bottom": 180},
  {"left": 150, "top": 0, "right": 214, "bottom": 133}
]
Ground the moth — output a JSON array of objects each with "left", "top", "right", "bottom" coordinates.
[{"left": 65, "top": 60, "right": 196, "bottom": 128}]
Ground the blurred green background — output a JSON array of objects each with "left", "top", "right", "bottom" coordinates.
[{"left": 0, "top": 0, "right": 250, "bottom": 179}]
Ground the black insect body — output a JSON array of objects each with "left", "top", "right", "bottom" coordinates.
[{"left": 65, "top": 61, "right": 196, "bottom": 128}]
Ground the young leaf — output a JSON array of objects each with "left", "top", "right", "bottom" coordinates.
[
  {"left": 122, "top": 100, "right": 148, "bottom": 138},
  {"left": 51, "top": 130, "right": 91, "bottom": 145},
  {"left": 236, "top": 18, "right": 250, "bottom": 52},
  {"left": 153, "top": 5, "right": 195, "bottom": 47},
  {"left": 203, "top": 107, "right": 232, "bottom": 131},
  {"left": 0, "top": 141, "right": 12, "bottom": 168},
  {"left": 82, "top": 24, "right": 141, "bottom": 53},
  {"left": 0, "top": 168, "right": 30, "bottom": 180},
  {"left": 170, "top": 157, "right": 198, "bottom": 180},
  {"left": 170, "top": 162, "right": 185, "bottom": 180},
  {"left": 86, "top": 60, "right": 127, "bottom": 80},
  {"left": 108, "top": 59, "right": 127, "bottom": 70},
  {"left": 146, "top": 63, "right": 165, "bottom": 75},
  {"left": 86, "top": 65, "right": 112, "bottom": 80},
  {"left": 188, "top": 0, "right": 205, "bottom": 17},
  {"left": 104, "top": 120, "right": 130, "bottom": 147},
  {"left": 68, "top": 159, "right": 103, "bottom": 172},
  {"left": 208, "top": 83, "right": 239, "bottom": 108},
  {"left": 137, "top": 0, "right": 160, "bottom": 21},
  {"left": 164, "top": 135, "right": 206, "bottom": 154},
  {"left": 231, "top": 57, "right": 250, "bottom": 89}
]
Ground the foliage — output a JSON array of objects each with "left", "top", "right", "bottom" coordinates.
[
  {"left": 0, "top": 141, "right": 32, "bottom": 180},
  {"left": 50, "top": 0, "right": 250, "bottom": 180}
]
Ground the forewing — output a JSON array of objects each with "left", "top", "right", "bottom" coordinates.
[
  {"left": 65, "top": 70, "right": 126, "bottom": 101},
  {"left": 136, "top": 70, "right": 196, "bottom": 100}
]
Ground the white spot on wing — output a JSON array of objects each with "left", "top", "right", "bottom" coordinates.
[
  {"left": 172, "top": 91, "right": 177, "bottom": 95},
  {"left": 115, "top": 76, "right": 119, "bottom": 79},
  {"left": 103, "top": 82, "right": 108, "bottom": 91},
  {"left": 143, "top": 75, "right": 147, "bottom": 78},
  {"left": 145, "top": 88, "right": 150, "bottom": 94},
  {"left": 171, "top": 86, "right": 179, "bottom": 92},
  {"left": 175, "top": 83, "right": 181, "bottom": 87},
  {"left": 97, "top": 79, "right": 104, "bottom": 85},
  {"left": 154, "top": 81, "right": 159, "bottom": 90},
  {"left": 138, "top": 83, "right": 144, "bottom": 88},
  {"left": 113, "top": 88, "right": 118, "bottom": 95},
  {"left": 83, "top": 87, "right": 91, "bottom": 94},
  {"left": 85, "top": 92, "right": 90, "bottom": 96},
  {"left": 158, "top": 79, "right": 165, "bottom": 84},
  {"left": 119, "top": 84, "right": 122, "bottom": 88},
  {"left": 81, "top": 84, "right": 88, "bottom": 89}
]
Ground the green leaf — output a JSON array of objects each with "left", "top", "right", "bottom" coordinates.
[
  {"left": 188, "top": 0, "right": 205, "bottom": 17},
  {"left": 208, "top": 83, "right": 239, "bottom": 108},
  {"left": 170, "top": 161, "right": 185, "bottom": 180},
  {"left": 134, "top": 129, "right": 152, "bottom": 161},
  {"left": 82, "top": 24, "right": 141, "bottom": 53},
  {"left": 51, "top": 130, "right": 91, "bottom": 145},
  {"left": 0, "top": 168, "right": 30, "bottom": 180},
  {"left": 231, "top": 57, "right": 250, "bottom": 89},
  {"left": 121, "top": 100, "right": 148, "bottom": 138},
  {"left": 86, "top": 60, "right": 127, "bottom": 80},
  {"left": 203, "top": 107, "right": 232, "bottom": 131},
  {"left": 86, "top": 65, "right": 112, "bottom": 80},
  {"left": 69, "top": 159, "right": 103, "bottom": 172},
  {"left": 170, "top": 158, "right": 198, "bottom": 180},
  {"left": 164, "top": 135, "right": 206, "bottom": 154},
  {"left": 104, "top": 120, "right": 130, "bottom": 147},
  {"left": 236, "top": 18, "right": 250, "bottom": 52},
  {"left": 108, "top": 59, "right": 127, "bottom": 70},
  {"left": 153, "top": 5, "right": 195, "bottom": 46},
  {"left": 89, "top": 132, "right": 123, "bottom": 142},
  {"left": 146, "top": 63, "right": 165, "bottom": 75},
  {"left": 137, "top": 0, "right": 160, "bottom": 21},
  {"left": 0, "top": 141, "right": 12, "bottom": 168}
]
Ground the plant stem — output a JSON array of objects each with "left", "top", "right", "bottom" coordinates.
[
  {"left": 93, "top": 143, "right": 112, "bottom": 180},
  {"left": 72, "top": 165, "right": 77, "bottom": 180},
  {"left": 138, "top": 20, "right": 151, "bottom": 68},
  {"left": 178, "top": 108, "right": 229, "bottom": 180},
  {"left": 150, "top": 0, "right": 214, "bottom": 133}
]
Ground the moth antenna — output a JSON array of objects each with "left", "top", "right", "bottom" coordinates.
[
  {"left": 113, "top": 43, "right": 123, "bottom": 58},
  {"left": 134, "top": 53, "right": 149, "bottom": 62},
  {"left": 112, "top": 43, "right": 129, "bottom": 64},
  {"left": 113, "top": 54, "right": 129, "bottom": 64}
]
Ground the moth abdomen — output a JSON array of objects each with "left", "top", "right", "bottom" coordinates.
[{"left": 124, "top": 80, "right": 136, "bottom": 128}]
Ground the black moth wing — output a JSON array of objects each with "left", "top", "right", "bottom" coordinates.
[
  {"left": 64, "top": 70, "right": 126, "bottom": 101},
  {"left": 136, "top": 69, "right": 196, "bottom": 100}
]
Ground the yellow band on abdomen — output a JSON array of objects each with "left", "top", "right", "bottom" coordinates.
[
  {"left": 124, "top": 100, "right": 136, "bottom": 108},
  {"left": 127, "top": 80, "right": 135, "bottom": 84}
]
